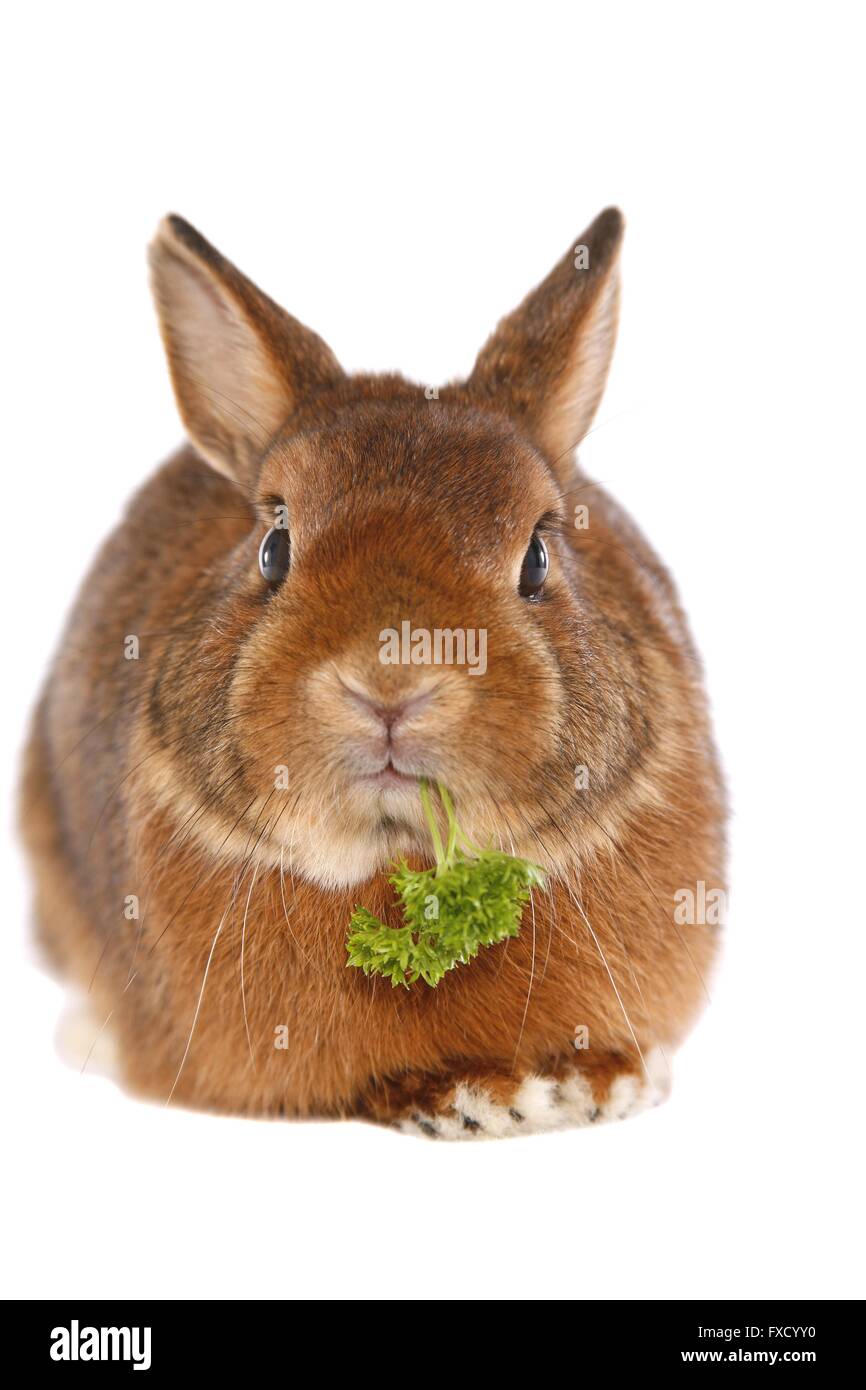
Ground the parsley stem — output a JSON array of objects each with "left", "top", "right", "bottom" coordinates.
[
  {"left": 437, "top": 782, "right": 460, "bottom": 867},
  {"left": 418, "top": 777, "right": 445, "bottom": 867}
]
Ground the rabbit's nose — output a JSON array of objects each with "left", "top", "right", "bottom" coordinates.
[{"left": 337, "top": 674, "right": 440, "bottom": 732}]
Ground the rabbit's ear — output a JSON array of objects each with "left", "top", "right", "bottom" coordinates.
[
  {"left": 149, "top": 215, "right": 342, "bottom": 484},
  {"left": 466, "top": 208, "right": 623, "bottom": 480}
]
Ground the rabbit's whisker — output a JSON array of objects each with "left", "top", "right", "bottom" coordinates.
[
  {"left": 240, "top": 858, "right": 261, "bottom": 1069},
  {"left": 510, "top": 876, "right": 538, "bottom": 1075},
  {"left": 165, "top": 902, "right": 231, "bottom": 1107}
]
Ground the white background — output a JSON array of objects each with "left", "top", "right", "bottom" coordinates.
[{"left": 2, "top": 1, "right": 863, "bottom": 1301}]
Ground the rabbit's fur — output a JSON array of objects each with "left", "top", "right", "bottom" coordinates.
[{"left": 21, "top": 210, "right": 725, "bottom": 1137}]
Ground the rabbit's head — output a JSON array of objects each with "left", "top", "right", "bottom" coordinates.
[{"left": 148, "top": 210, "right": 679, "bottom": 890}]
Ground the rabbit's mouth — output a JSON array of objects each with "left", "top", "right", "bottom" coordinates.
[
  {"left": 361, "top": 766, "right": 429, "bottom": 843},
  {"left": 362, "top": 761, "right": 421, "bottom": 791}
]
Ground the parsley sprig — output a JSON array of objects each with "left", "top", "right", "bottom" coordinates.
[{"left": 346, "top": 780, "right": 545, "bottom": 988}]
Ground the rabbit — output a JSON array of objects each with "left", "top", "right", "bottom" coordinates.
[{"left": 20, "top": 208, "right": 726, "bottom": 1139}]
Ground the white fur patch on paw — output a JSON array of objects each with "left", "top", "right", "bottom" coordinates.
[
  {"left": 398, "top": 1089, "right": 518, "bottom": 1141},
  {"left": 399, "top": 1084, "right": 515, "bottom": 1140},
  {"left": 600, "top": 1046, "right": 671, "bottom": 1121},
  {"left": 56, "top": 997, "right": 119, "bottom": 1080},
  {"left": 398, "top": 1047, "right": 671, "bottom": 1141}
]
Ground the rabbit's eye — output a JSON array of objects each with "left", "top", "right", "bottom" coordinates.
[
  {"left": 519, "top": 531, "right": 549, "bottom": 599},
  {"left": 258, "top": 526, "right": 290, "bottom": 586}
]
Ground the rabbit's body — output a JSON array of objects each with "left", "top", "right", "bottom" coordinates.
[{"left": 22, "top": 211, "right": 725, "bottom": 1137}]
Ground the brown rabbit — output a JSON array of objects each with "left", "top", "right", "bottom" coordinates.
[{"left": 21, "top": 209, "right": 726, "bottom": 1138}]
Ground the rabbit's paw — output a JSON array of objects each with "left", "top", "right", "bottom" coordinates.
[
  {"left": 396, "top": 1048, "right": 670, "bottom": 1140},
  {"left": 56, "top": 994, "right": 119, "bottom": 1080}
]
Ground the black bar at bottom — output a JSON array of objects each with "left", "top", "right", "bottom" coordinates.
[{"left": 1, "top": 1299, "right": 857, "bottom": 1373}]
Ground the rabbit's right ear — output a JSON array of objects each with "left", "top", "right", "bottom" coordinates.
[{"left": 149, "top": 216, "right": 343, "bottom": 485}]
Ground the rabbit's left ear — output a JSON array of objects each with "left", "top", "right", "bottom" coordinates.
[{"left": 466, "top": 208, "right": 623, "bottom": 480}]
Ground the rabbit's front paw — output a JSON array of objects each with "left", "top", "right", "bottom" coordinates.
[{"left": 395, "top": 1048, "right": 670, "bottom": 1140}]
